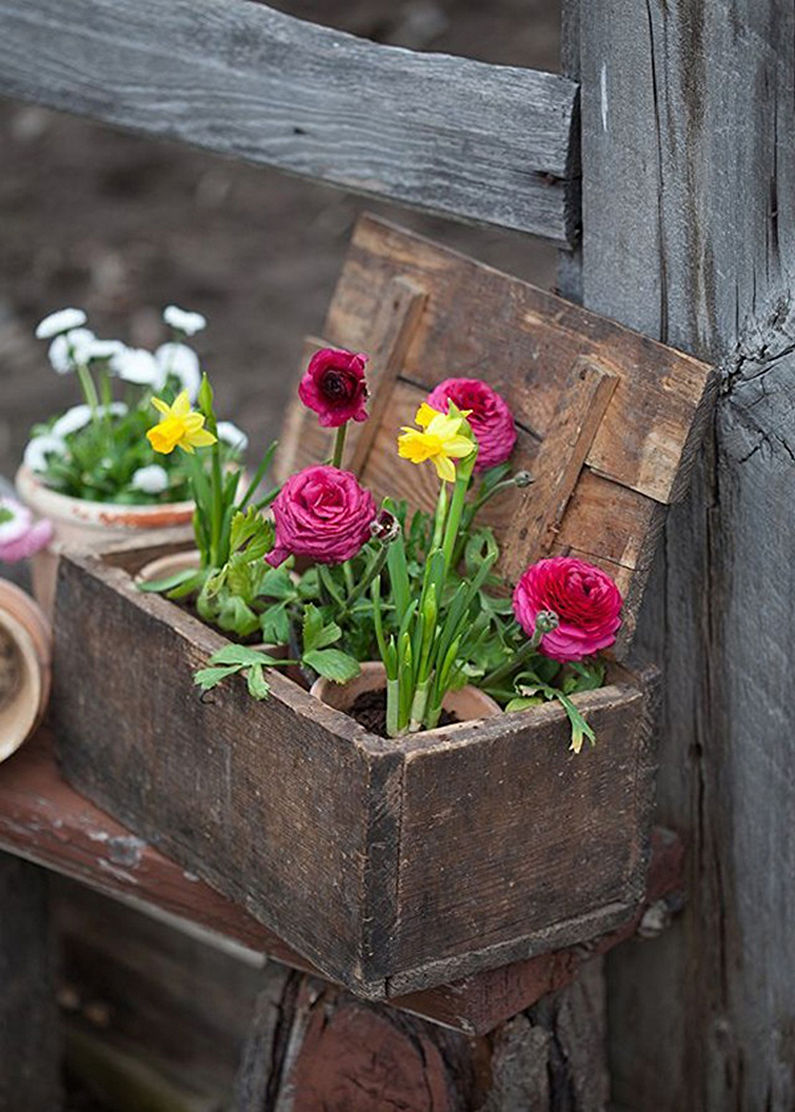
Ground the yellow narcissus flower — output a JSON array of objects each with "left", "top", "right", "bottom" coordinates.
[
  {"left": 398, "top": 402, "right": 475, "bottom": 482},
  {"left": 146, "top": 389, "right": 217, "bottom": 455}
]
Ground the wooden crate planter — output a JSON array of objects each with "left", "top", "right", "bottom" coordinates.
[{"left": 51, "top": 217, "right": 714, "bottom": 999}]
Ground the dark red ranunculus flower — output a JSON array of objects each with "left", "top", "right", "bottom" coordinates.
[{"left": 298, "top": 347, "right": 369, "bottom": 428}]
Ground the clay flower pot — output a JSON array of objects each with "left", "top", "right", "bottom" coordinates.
[
  {"left": 135, "top": 548, "right": 203, "bottom": 587},
  {"left": 311, "top": 661, "right": 502, "bottom": 733},
  {"left": 0, "top": 579, "right": 52, "bottom": 762},
  {"left": 16, "top": 465, "right": 195, "bottom": 618}
]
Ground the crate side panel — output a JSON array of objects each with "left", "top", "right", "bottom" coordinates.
[
  {"left": 393, "top": 688, "right": 652, "bottom": 974},
  {"left": 52, "top": 555, "right": 377, "bottom": 989}
]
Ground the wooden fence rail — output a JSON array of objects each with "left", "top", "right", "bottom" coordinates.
[{"left": 0, "top": 0, "right": 580, "bottom": 244}]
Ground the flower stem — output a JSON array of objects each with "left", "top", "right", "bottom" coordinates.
[
  {"left": 481, "top": 614, "right": 556, "bottom": 690},
  {"left": 440, "top": 450, "right": 477, "bottom": 574},
  {"left": 331, "top": 423, "right": 348, "bottom": 469},
  {"left": 76, "top": 363, "right": 100, "bottom": 421}
]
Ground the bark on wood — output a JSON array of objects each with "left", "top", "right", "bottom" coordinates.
[
  {"left": 0, "top": 853, "right": 61, "bottom": 1110},
  {"left": 0, "top": 0, "right": 580, "bottom": 243},
  {"left": 569, "top": 1, "right": 795, "bottom": 1107}
]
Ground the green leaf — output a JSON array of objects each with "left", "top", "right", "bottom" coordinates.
[
  {"left": 302, "top": 604, "right": 341, "bottom": 652},
  {"left": 259, "top": 566, "right": 297, "bottom": 601},
  {"left": 505, "top": 695, "right": 544, "bottom": 711},
  {"left": 194, "top": 664, "right": 241, "bottom": 691},
  {"left": 198, "top": 372, "right": 214, "bottom": 420},
  {"left": 246, "top": 664, "right": 271, "bottom": 700},
  {"left": 206, "top": 644, "right": 281, "bottom": 668},
  {"left": 303, "top": 648, "right": 360, "bottom": 684},
  {"left": 259, "top": 600, "right": 291, "bottom": 645},
  {"left": 138, "top": 567, "right": 199, "bottom": 593}
]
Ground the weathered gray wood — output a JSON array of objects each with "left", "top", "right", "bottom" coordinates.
[
  {"left": 0, "top": 0, "right": 580, "bottom": 244},
  {"left": 571, "top": 2, "right": 795, "bottom": 1108},
  {"left": 0, "top": 853, "right": 61, "bottom": 1110}
]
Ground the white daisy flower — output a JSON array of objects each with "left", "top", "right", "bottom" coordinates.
[
  {"left": 216, "top": 420, "right": 249, "bottom": 453},
  {"left": 48, "top": 328, "right": 96, "bottom": 374},
  {"left": 35, "top": 307, "right": 87, "bottom": 340},
  {"left": 87, "top": 338, "right": 126, "bottom": 361},
  {"left": 104, "top": 402, "right": 129, "bottom": 419},
  {"left": 0, "top": 498, "right": 32, "bottom": 543},
  {"left": 24, "top": 434, "right": 66, "bottom": 473},
  {"left": 163, "top": 304, "right": 206, "bottom": 336},
  {"left": 155, "top": 342, "right": 201, "bottom": 401},
  {"left": 110, "top": 347, "right": 165, "bottom": 388},
  {"left": 130, "top": 464, "right": 169, "bottom": 495},
  {"left": 51, "top": 404, "right": 93, "bottom": 438}
]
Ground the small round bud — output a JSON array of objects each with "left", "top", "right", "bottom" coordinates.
[
  {"left": 513, "top": 470, "right": 534, "bottom": 488},
  {"left": 370, "top": 509, "right": 401, "bottom": 544},
  {"left": 535, "top": 609, "right": 559, "bottom": 634}
]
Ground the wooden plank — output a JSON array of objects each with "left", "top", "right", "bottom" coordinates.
[
  {"left": 0, "top": 0, "right": 580, "bottom": 244},
  {"left": 0, "top": 853, "right": 61, "bottom": 1109},
  {"left": 572, "top": 2, "right": 795, "bottom": 1108},
  {"left": 500, "top": 355, "right": 617, "bottom": 581},
  {"left": 0, "top": 729, "right": 681, "bottom": 1036}
]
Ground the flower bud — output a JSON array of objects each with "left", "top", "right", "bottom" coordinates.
[
  {"left": 513, "top": 470, "right": 534, "bottom": 487},
  {"left": 370, "top": 509, "right": 401, "bottom": 544},
  {"left": 535, "top": 609, "right": 560, "bottom": 634}
]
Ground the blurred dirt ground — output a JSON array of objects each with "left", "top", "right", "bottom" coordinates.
[{"left": 0, "top": 0, "right": 559, "bottom": 484}]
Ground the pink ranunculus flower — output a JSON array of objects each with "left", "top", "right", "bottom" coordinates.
[
  {"left": 267, "top": 466, "right": 377, "bottom": 567},
  {"left": 426, "top": 377, "right": 517, "bottom": 471},
  {"left": 0, "top": 498, "right": 53, "bottom": 563},
  {"left": 297, "top": 347, "right": 369, "bottom": 428},
  {"left": 513, "top": 556, "right": 622, "bottom": 663}
]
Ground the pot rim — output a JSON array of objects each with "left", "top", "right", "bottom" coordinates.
[
  {"left": 0, "top": 607, "right": 45, "bottom": 762},
  {"left": 15, "top": 464, "right": 195, "bottom": 527}
]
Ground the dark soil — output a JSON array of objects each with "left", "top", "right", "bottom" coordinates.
[{"left": 349, "top": 687, "right": 459, "bottom": 737}]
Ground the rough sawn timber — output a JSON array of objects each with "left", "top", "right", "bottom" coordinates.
[
  {"left": 567, "top": 0, "right": 795, "bottom": 1108},
  {"left": 0, "top": 0, "right": 580, "bottom": 243}
]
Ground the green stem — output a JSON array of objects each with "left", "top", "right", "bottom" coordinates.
[
  {"left": 338, "top": 544, "right": 392, "bottom": 619},
  {"left": 210, "top": 441, "right": 223, "bottom": 566},
  {"left": 440, "top": 450, "right": 477, "bottom": 574},
  {"left": 431, "top": 482, "right": 448, "bottom": 550},
  {"left": 481, "top": 628, "right": 545, "bottom": 690},
  {"left": 331, "top": 423, "right": 348, "bottom": 469},
  {"left": 76, "top": 363, "right": 99, "bottom": 421}
]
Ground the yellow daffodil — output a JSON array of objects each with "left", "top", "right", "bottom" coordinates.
[
  {"left": 398, "top": 403, "right": 475, "bottom": 482},
  {"left": 146, "top": 389, "right": 217, "bottom": 455}
]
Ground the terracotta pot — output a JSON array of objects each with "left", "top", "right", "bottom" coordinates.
[
  {"left": 0, "top": 579, "right": 52, "bottom": 762},
  {"left": 16, "top": 465, "right": 195, "bottom": 618},
  {"left": 311, "top": 661, "right": 502, "bottom": 732}
]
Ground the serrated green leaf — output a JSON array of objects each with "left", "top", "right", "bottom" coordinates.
[
  {"left": 303, "top": 648, "right": 360, "bottom": 684},
  {"left": 259, "top": 566, "right": 297, "bottom": 601},
  {"left": 246, "top": 664, "right": 271, "bottom": 700},
  {"left": 505, "top": 695, "right": 544, "bottom": 712},
  {"left": 260, "top": 600, "right": 291, "bottom": 645},
  {"left": 206, "top": 644, "right": 281, "bottom": 668},
  {"left": 194, "top": 665, "right": 240, "bottom": 691}
]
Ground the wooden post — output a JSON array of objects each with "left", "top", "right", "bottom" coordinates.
[
  {"left": 0, "top": 853, "right": 61, "bottom": 1109},
  {"left": 236, "top": 962, "right": 609, "bottom": 1111},
  {"left": 566, "top": 2, "right": 795, "bottom": 1108}
]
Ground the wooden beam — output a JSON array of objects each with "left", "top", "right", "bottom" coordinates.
[
  {"left": 571, "top": 1, "right": 795, "bottom": 1108},
  {"left": 0, "top": 0, "right": 580, "bottom": 244},
  {"left": 0, "top": 730, "right": 684, "bottom": 1036}
]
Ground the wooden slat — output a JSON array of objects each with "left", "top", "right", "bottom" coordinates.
[
  {"left": 501, "top": 355, "right": 618, "bottom": 581},
  {"left": 0, "top": 730, "right": 683, "bottom": 1037},
  {"left": 0, "top": 0, "right": 581, "bottom": 244}
]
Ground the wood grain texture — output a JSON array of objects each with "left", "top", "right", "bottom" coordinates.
[
  {"left": 0, "top": 0, "right": 580, "bottom": 243},
  {"left": 571, "top": 2, "right": 795, "bottom": 1108},
  {"left": 275, "top": 215, "right": 714, "bottom": 650},
  {"left": 0, "top": 728, "right": 682, "bottom": 1035},
  {"left": 51, "top": 539, "right": 658, "bottom": 998},
  {"left": 0, "top": 853, "right": 61, "bottom": 1110}
]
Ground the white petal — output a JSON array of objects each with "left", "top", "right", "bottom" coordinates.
[
  {"left": 0, "top": 498, "right": 32, "bottom": 543},
  {"left": 35, "top": 307, "right": 87, "bottom": 339},
  {"left": 163, "top": 304, "right": 206, "bottom": 336},
  {"left": 130, "top": 464, "right": 169, "bottom": 494},
  {"left": 52, "top": 404, "right": 93, "bottom": 437},
  {"left": 110, "top": 347, "right": 166, "bottom": 388},
  {"left": 155, "top": 342, "right": 201, "bottom": 401},
  {"left": 87, "top": 338, "right": 126, "bottom": 361},
  {"left": 48, "top": 335, "right": 72, "bottom": 374},
  {"left": 48, "top": 328, "right": 97, "bottom": 373},
  {"left": 24, "top": 434, "right": 66, "bottom": 473},
  {"left": 216, "top": 420, "right": 249, "bottom": 452}
]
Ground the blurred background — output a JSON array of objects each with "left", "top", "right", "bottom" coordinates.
[{"left": 0, "top": 0, "right": 559, "bottom": 483}]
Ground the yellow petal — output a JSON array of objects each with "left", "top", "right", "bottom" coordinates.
[
  {"left": 182, "top": 412, "right": 206, "bottom": 433},
  {"left": 172, "top": 390, "right": 191, "bottom": 417},
  {"left": 151, "top": 396, "right": 171, "bottom": 416},
  {"left": 435, "top": 455, "right": 456, "bottom": 483},
  {"left": 179, "top": 441, "right": 195, "bottom": 454},
  {"left": 187, "top": 428, "right": 218, "bottom": 448},
  {"left": 444, "top": 435, "right": 476, "bottom": 458},
  {"left": 415, "top": 403, "right": 440, "bottom": 429}
]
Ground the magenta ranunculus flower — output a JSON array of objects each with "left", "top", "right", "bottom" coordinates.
[
  {"left": 297, "top": 347, "right": 369, "bottom": 428},
  {"left": 0, "top": 498, "right": 53, "bottom": 563},
  {"left": 513, "top": 556, "right": 622, "bottom": 663},
  {"left": 267, "top": 466, "right": 377, "bottom": 567},
  {"left": 426, "top": 377, "right": 517, "bottom": 471}
]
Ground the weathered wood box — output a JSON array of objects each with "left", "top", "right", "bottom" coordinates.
[{"left": 51, "top": 217, "right": 714, "bottom": 999}]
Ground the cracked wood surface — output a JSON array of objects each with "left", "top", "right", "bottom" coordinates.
[
  {"left": 569, "top": 1, "right": 795, "bottom": 1107},
  {"left": 0, "top": 0, "right": 580, "bottom": 244}
]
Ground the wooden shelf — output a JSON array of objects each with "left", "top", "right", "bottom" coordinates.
[{"left": 0, "top": 727, "right": 683, "bottom": 1035}]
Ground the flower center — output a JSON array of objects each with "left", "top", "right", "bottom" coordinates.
[{"left": 320, "top": 369, "right": 352, "bottom": 400}]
